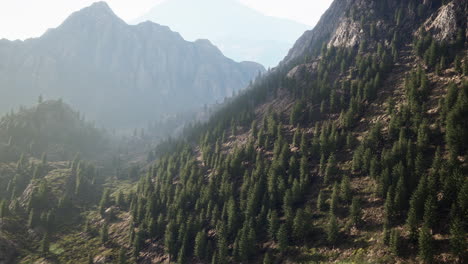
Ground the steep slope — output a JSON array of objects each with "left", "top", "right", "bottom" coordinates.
[
  {"left": 0, "top": 2, "right": 265, "bottom": 128},
  {"left": 134, "top": 0, "right": 310, "bottom": 67},
  {"left": 2, "top": 0, "right": 467, "bottom": 263},
  {"left": 116, "top": 0, "right": 466, "bottom": 263}
]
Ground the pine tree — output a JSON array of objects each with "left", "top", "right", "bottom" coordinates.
[
  {"left": 40, "top": 231, "right": 50, "bottom": 256},
  {"left": 0, "top": 200, "right": 8, "bottom": 220},
  {"left": 389, "top": 228, "right": 401, "bottom": 256},
  {"left": 118, "top": 248, "right": 127, "bottom": 264},
  {"left": 349, "top": 196, "right": 362, "bottom": 227},
  {"left": 100, "top": 223, "right": 109, "bottom": 244},
  {"left": 133, "top": 229, "right": 144, "bottom": 257},
  {"left": 164, "top": 222, "right": 177, "bottom": 261},
  {"left": 340, "top": 175, "right": 352, "bottom": 202},
  {"left": 88, "top": 254, "right": 94, "bottom": 264},
  {"left": 423, "top": 195, "right": 437, "bottom": 230},
  {"left": 99, "top": 189, "right": 110, "bottom": 216},
  {"left": 194, "top": 230, "right": 207, "bottom": 259},
  {"left": 28, "top": 208, "right": 38, "bottom": 228},
  {"left": 327, "top": 212, "right": 339, "bottom": 244},
  {"left": 317, "top": 189, "right": 326, "bottom": 212},
  {"left": 406, "top": 207, "right": 418, "bottom": 243},
  {"left": 384, "top": 190, "right": 394, "bottom": 226},
  {"left": 330, "top": 183, "right": 339, "bottom": 214},
  {"left": 268, "top": 210, "right": 279, "bottom": 239},
  {"left": 263, "top": 251, "right": 273, "bottom": 264},
  {"left": 324, "top": 153, "right": 337, "bottom": 184},
  {"left": 293, "top": 209, "right": 307, "bottom": 243},
  {"left": 393, "top": 175, "right": 407, "bottom": 213},
  {"left": 418, "top": 224, "right": 433, "bottom": 263},
  {"left": 449, "top": 214, "right": 466, "bottom": 262},
  {"left": 277, "top": 223, "right": 289, "bottom": 252}
]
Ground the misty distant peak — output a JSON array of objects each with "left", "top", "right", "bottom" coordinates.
[{"left": 59, "top": 1, "right": 124, "bottom": 29}]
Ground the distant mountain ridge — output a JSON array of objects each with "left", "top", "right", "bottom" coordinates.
[
  {"left": 0, "top": 1, "right": 264, "bottom": 128},
  {"left": 134, "top": 0, "right": 310, "bottom": 67}
]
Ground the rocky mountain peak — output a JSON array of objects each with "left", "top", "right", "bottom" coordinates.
[{"left": 58, "top": 1, "right": 125, "bottom": 30}]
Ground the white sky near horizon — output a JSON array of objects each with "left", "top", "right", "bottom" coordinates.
[{"left": 0, "top": 0, "right": 333, "bottom": 40}]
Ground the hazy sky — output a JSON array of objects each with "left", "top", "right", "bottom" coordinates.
[{"left": 0, "top": 0, "right": 333, "bottom": 40}]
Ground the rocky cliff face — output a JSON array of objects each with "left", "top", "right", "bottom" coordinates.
[
  {"left": 282, "top": 0, "right": 467, "bottom": 66},
  {"left": 422, "top": 0, "right": 467, "bottom": 42},
  {"left": 0, "top": 2, "right": 265, "bottom": 128}
]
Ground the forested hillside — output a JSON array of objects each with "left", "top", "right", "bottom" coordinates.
[
  {"left": 123, "top": 0, "right": 467, "bottom": 263},
  {"left": 1, "top": 0, "right": 467, "bottom": 263}
]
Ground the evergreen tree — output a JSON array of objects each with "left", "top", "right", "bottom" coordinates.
[
  {"left": 423, "top": 195, "right": 437, "bottom": 230},
  {"left": 100, "top": 223, "right": 109, "bottom": 244},
  {"left": 406, "top": 206, "right": 418, "bottom": 243},
  {"left": 418, "top": 224, "right": 433, "bottom": 263},
  {"left": 292, "top": 209, "right": 307, "bottom": 243},
  {"left": 349, "top": 196, "right": 362, "bottom": 227},
  {"left": 28, "top": 208, "right": 38, "bottom": 228},
  {"left": 133, "top": 229, "right": 144, "bottom": 257},
  {"left": 40, "top": 231, "right": 50, "bottom": 256},
  {"left": 164, "top": 222, "right": 177, "bottom": 261},
  {"left": 277, "top": 223, "right": 289, "bottom": 252},
  {"left": 327, "top": 212, "right": 339, "bottom": 244},
  {"left": 194, "top": 230, "right": 207, "bottom": 259},
  {"left": 389, "top": 228, "right": 401, "bottom": 256},
  {"left": 449, "top": 215, "right": 466, "bottom": 262},
  {"left": 324, "top": 153, "right": 337, "bottom": 184},
  {"left": 263, "top": 251, "right": 273, "bottom": 264},
  {"left": 330, "top": 183, "right": 339, "bottom": 214},
  {"left": 317, "top": 189, "right": 326, "bottom": 212},
  {"left": 340, "top": 175, "right": 352, "bottom": 202},
  {"left": 0, "top": 200, "right": 8, "bottom": 220},
  {"left": 99, "top": 189, "right": 110, "bottom": 216},
  {"left": 118, "top": 248, "right": 127, "bottom": 264},
  {"left": 268, "top": 210, "right": 279, "bottom": 239}
]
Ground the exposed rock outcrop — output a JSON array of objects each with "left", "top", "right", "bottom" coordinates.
[
  {"left": 328, "top": 18, "right": 364, "bottom": 48},
  {"left": 422, "top": 0, "right": 467, "bottom": 42}
]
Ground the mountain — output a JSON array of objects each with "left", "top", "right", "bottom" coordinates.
[
  {"left": 0, "top": 2, "right": 264, "bottom": 128},
  {"left": 133, "top": 0, "right": 310, "bottom": 67},
  {"left": 1, "top": 0, "right": 467, "bottom": 263}
]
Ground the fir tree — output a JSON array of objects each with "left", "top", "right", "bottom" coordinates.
[
  {"left": 330, "top": 183, "right": 339, "bottom": 214},
  {"left": 449, "top": 215, "right": 466, "bottom": 262},
  {"left": 100, "top": 223, "right": 109, "bottom": 244},
  {"left": 0, "top": 200, "right": 8, "bottom": 220},
  {"left": 349, "top": 196, "right": 362, "bottom": 227},
  {"left": 389, "top": 228, "right": 401, "bottom": 256},
  {"left": 406, "top": 206, "right": 418, "bottom": 243},
  {"left": 418, "top": 224, "right": 433, "bottom": 263},
  {"left": 340, "top": 175, "right": 352, "bottom": 202},
  {"left": 317, "top": 190, "right": 326, "bottom": 212},
  {"left": 327, "top": 212, "right": 339, "bottom": 244},
  {"left": 292, "top": 209, "right": 307, "bottom": 243},
  {"left": 194, "top": 230, "right": 207, "bottom": 259},
  {"left": 133, "top": 229, "right": 144, "bottom": 257},
  {"left": 268, "top": 210, "right": 279, "bottom": 240},
  {"left": 118, "top": 248, "right": 127, "bottom": 264},
  {"left": 40, "top": 231, "right": 50, "bottom": 256},
  {"left": 277, "top": 223, "right": 289, "bottom": 252}
]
